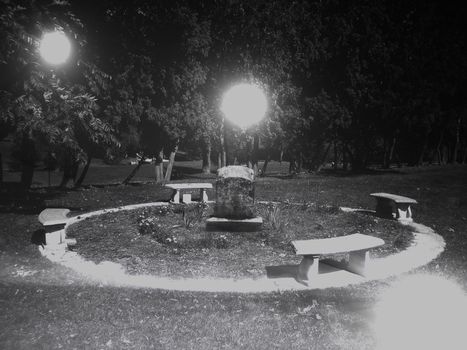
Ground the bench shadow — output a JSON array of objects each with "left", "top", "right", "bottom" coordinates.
[
  {"left": 350, "top": 209, "right": 377, "bottom": 216},
  {"left": 266, "top": 259, "right": 346, "bottom": 279},
  {"left": 31, "top": 228, "right": 46, "bottom": 246},
  {"left": 266, "top": 265, "right": 298, "bottom": 279}
]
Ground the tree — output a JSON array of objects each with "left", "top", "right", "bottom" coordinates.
[{"left": 0, "top": 0, "right": 118, "bottom": 187}]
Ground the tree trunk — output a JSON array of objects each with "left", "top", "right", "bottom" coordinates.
[
  {"left": 122, "top": 158, "right": 144, "bottom": 185},
  {"left": 60, "top": 160, "right": 79, "bottom": 188},
  {"left": 261, "top": 152, "right": 270, "bottom": 176},
  {"left": 74, "top": 155, "right": 92, "bottom": 188},
  {"left": 343, "top": 144, "right": 354, "bottom": 171},
  {"left": 154, "top": 149, "right": 164, "bottom": 183},
  {"left": 297, "top": 152, "right": 303, "bottom": 173},
  {"left": 289, "top": 158, "right": 297, "bottom": 174},
  {"left": 452, "top": 115, "right": 461, "bottom": 163},
  {"left": 382, "top": 137, "right": 396, "bottom": 169},
  {"left": 417, "top": 132, "right": 429, "bottom": 166},
  {"left": 343, "top": 148, "right": 348, "bottom": 171},
  {"left": 164, "top": 142, "right": 178, "bottom": 182},
  {"left": 123, "top": 160, "right": 143, "bottom": 185},
  {"left": 333, "top": 140, "right": 338, "bottom": 169},
  {"left": 217, "top": 152, "right": 222, "bottom": 170},
  {"left": 201, "top": 139, "right": 211, "bottom": 174},
  {"left": 21, "top": 163, "right": 34, "bottom": 189},
  {"left": 0, "top": 152, "right": 3, "bottom": 185},
  {"left": 436, "top": 130, "right": 445, "bottom": 165},
  {"left": 388, "top": 137, "right": 396, "bottom": 167},
  {"left": 20, "top": 137, "right": 36, "bottom": 189},
  {"left": 315, "top": 143, "right": 332, "bottom": 172},
  {"left": 252, "top": 133, "right": 259, "bottom": 175},
  {"left": 220, "top": 118, "right": 227, "bottom": 167}
]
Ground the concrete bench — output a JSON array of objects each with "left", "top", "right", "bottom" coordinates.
[
  {"left": 370, "top": 192, "right": 417, "bottom": 222},
  {"left": 292, "top": 233, "right": 385, "bottom": 285},
  {"left": 38, "top": 208, "right": 75, "bottom": 246},
  {"left": 165, "top": 183, "right": 213, "bottom": 204}
]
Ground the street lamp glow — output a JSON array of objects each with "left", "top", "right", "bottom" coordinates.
[
  {"left": 221, "top": 83, "right": 267, "bottom": 129},
  {"left": 39, "top": 31, "right": 71, "bottom": 65}
]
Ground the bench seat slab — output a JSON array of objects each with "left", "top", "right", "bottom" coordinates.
[
  {"left": 38, "top": 208, "right": 70, "bottom": 226},
  {"left": 292, "top": 233, "right": 384, "bottom": 256},
  {"left": 165, "top": 183, "right": 213, "bottom": 190},
  {"left": 348, "top": 250, "right": 370, "bottom": 276},
  {"left": 370, "top": 192, "right": 417, "bottom": 204}
]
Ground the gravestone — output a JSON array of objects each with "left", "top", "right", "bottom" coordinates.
[{"left": 206, "top": 166, "right": 262, "bottom": 231}]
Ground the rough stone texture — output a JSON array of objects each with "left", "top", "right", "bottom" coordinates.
[
  {"left": 217, "top": 166, "right": 255, "bottom": 181},
  {"left": 214, "top": 166, "right": 256, "bottom": 219}
]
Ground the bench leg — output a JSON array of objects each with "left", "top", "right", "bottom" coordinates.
[
  {"left": 396, "top": 204, "right": 413, "bottom": 222},
  {"left": 172, "top": 190, "right": 180, "bottom": 204},
  {"left": 200, "top": 188, "right": 208, "bottom": 202},
  {"left": 182, "top": 193, "right": 192, "bottom": 204},
  {"left": 297, "top": 255, "right": 319, "bottom": 285},
  {"left": 348, "top": 250, "right": 370, "bottom": 276},
  {"left": 44, "top": 224, "right": 66, "bottom": 246}
]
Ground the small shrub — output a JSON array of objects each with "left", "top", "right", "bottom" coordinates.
[
  {"left": 181, "top": 202, "right": 208, "bottom": 228},
  {"left": 264, "top": 204, "right": 288, "bottom": 231},
  {"left": 187, "top": 233, "right": 230, "bottom": 250},
  {"left": 213, "top": 234, "right": 229, "bottom": 249},
  {"left": 137, "top": 210, "right": 176, "bottom": 245}
]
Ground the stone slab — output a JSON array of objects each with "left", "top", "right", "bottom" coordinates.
[
  {"left": 214, "top": 166, "right": 256, "bottom": 219},
  {"left": 292, "top": 233, "right": 384, "bottom": 256},
  {"left": 217, "top": 166, "right": 254, "bottom": 181},
  {"left": 370, "top": 192, "right": 417, "bottom": 204},
  {"left": 165, "top": 183, "right": 213, "bottom": 190},
  {"left": 39, "top": 208, "right": 70, "bottom": 226},
  {"left": 206, "top": 216, "right": 263, "bottom": 232}
]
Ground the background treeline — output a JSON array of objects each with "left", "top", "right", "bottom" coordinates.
[{"left": 1, "top": 0, "right": 466, "bottom": 187}]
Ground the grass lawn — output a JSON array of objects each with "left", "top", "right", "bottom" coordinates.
[{"left": 1, "top": 162, "right": 467, "bottom": 349}]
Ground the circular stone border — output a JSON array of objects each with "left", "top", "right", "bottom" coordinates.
[{"left": 38, "top": 202, "right": 446, "bottom": 293}]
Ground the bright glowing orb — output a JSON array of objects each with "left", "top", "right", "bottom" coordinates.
[
  {"left": 374, "top": 274, "right": 467, "bottom": 350},
  {"left": 221, "top": 83, "right": 267, "bottom": 129},
  {"left": 39, "top": 31, "right": 71, "bottom": 65}
]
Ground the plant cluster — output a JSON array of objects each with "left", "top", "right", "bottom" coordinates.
[
  {"left": 136, "top": 204, "right": 211, "bottom": 246},
  {"left": 260, "top": 203, "right": 289, "bottom": 232},
  {"left": 177, "top": 202, "right": 208, "bottom": 228},
  {"left": 136, "top": 207, "right": 177, "bottom": 245}
]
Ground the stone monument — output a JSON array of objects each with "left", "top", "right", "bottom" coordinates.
[{"left": 206, "top": 165, "right": 262, "bottom": 231}]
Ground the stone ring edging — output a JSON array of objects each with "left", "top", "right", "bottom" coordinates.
[{"left": 38, "top": 202, "right": 446, "bottom": 293}]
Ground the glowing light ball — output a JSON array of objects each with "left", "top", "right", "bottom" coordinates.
[
  {"left": 39, "top": 31, "right": 71, "bottom": 65},
  {"left": 221, "top": 83, "right": 267, "bottom": 129},
  {"left": 374, "top": 274, "right": 467, "bottom": 350}
]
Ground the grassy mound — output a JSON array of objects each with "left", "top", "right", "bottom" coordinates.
[{"left": 67, "top": 202, "right": 413, "bottom": 279}]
